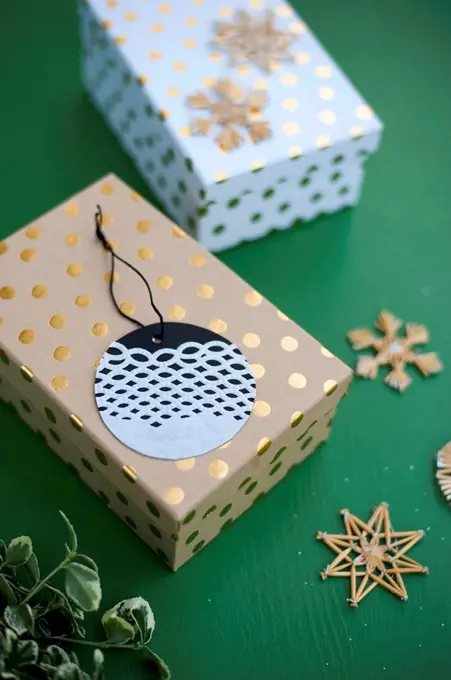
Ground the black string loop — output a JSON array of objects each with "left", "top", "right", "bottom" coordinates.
[{"left": 95, "top": 205, "right": 165, "bottom": 343}]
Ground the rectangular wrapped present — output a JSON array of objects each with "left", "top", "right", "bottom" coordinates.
[
  {"left": 77, "top": 0, "right": 383, "bottom": 252},
  {"left": 0, "top": 174, "right": 352, "bottom": 570}
]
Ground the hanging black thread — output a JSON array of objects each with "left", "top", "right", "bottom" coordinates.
[{"left": 95, "top": 204, "right": 165, "bottom": 342}]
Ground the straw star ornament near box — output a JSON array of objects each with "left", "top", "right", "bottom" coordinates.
[
  {"left": 78, "top": 0, "right": 383, "bottom": 251},
  {"left": 0, "top": 175, "right": 352, "bottom": 570}
]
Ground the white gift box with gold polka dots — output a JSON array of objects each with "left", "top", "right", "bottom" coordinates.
[
  {"left": 77, "top": 0, "right": 383, "bottom": 252},
  {"left": 0, "top": 174, "right": 352, "bottom": 570}
]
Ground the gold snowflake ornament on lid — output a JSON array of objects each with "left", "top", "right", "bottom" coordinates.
[
  {"left": 186, "top": 79, "right": 271, "bottom": 151},
  {"left": 317, "top": 502, "right": 428, "bottom": 608},
  {"left": 347, "top": 310, "right": 443, "bottom": 392},
  {"left": 212, "top": 10, "right": 296, "bottom": 72}
]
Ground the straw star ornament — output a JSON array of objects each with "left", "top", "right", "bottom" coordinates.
[
  {"left": 212, "top": 10, "right": 296, "bottom": 72},
  {"left": 347, "top": 310, "right": 443, "bottom": 392},
  {"left": 436, "top": 442, "right": 451, "bottom": 502},
  {"left": 317, "top": 503, "right": 428, "bottom": 607},
  {"left": 186, "top": 79, "right": 271, "bottom": 151}
]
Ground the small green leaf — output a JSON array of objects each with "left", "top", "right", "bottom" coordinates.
[
  {"left": 43, "top": 645, "right": 72, "bottom": 667},
  {"left": 4, "top": 603, "right": 35, "bottom": 636},
  {"left": 93, "top": 649, "right": 104, "bottom": 680},
  {"left": 59, "top": 512, "right": 78, "bottom": 553},
  {"left": 115, "top": 597, "right": 155, "bottom": 644},
  {"left": 6, "top": 537, "right": 32, "bottom": 566},
  {"left": 0, "top": 539, "right": 6, "bottom": 563},
  {"left": 65, "top": 563, "right": 101, "bottom": 612},
  {"left": 145, "top": 648, "right": 172, "bottom": 680},
  {"left": 2, "top": 627, "right": 17, "bottom": 655},
  {"left": 16, "top": 639, "right": 39, "bottom": 665},
  {"left": 101, "top": 611, "right": 135, "bottom": 644},
  {"left": 0, "top": 574, "right": 17, "bottom": 604},
  {"left": 23, "top": 552, "right": 40, "bottom": 586},
  {"left": 53, "top": 663, "right": 91, "bottom": 680},
  {"left": 73, "top": 554, "right": 98, "bottom": 574}
]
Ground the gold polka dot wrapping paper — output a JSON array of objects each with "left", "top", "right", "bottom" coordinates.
[
  {"left": 78, "top": 0, "right": 383, "bottom": 252},
  {"left": 0, "top": 175, "right": 352, "bottom": 570}
]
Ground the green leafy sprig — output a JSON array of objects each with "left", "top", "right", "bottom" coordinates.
[{"left": 0, "top": 512, "right": 170, "bottom": 680}]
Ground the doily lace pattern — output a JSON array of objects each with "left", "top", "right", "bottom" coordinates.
[{"left": 95, "top": 340, "right": 256, "bottom": 428}]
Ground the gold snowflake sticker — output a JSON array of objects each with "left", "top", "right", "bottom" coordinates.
[
  {"left": 186, "top": 79, "right": 271, "bottom": 151},
  {"left": 347, "top": 310, "right": 443, "bottom": 392},
  {"left": 436, "top": 442, "right": 451, "bottom": 502},
  {"left": 317, "top": 503, "right": 428, "bottom": 607},
  {"left": 212, "top": 10, "right": 296, "bottom": 72}
]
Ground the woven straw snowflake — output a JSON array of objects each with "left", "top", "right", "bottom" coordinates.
[
  {"left": 212, "top": 10, "right": 296, "bottom": 72},
  {"left": 186, "top": 79, "right": 271, "bottom": 151},
  {"left": 436, "top": 442, "right": 451, "bottom": 502},
  {"left": 348, "top": 310, "right": 443, "bottom": 392},
  {"left": 317, "top": 502, "right": 428, "bottom": 608}
]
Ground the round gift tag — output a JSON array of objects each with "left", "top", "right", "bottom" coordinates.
[{"left": 94, "top": 322, "right": 257, "bottom": 460}]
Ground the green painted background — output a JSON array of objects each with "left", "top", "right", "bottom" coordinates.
[{"left": 1, "top": 1, "right": 451, "bottom": 678}]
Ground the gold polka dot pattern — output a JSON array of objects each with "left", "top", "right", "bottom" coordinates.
[
  {"left": 257, "top": 438, "right": 272, "bottom": 456},
  {"left": 20, "top": 249, "right": 37, "bottom": 263},
  {"left": 137, "top": 219, "right": 152, "bottom": 233},
  {"left": 75, "top": 295, "right": 91, "bottom": 308},
  {"left": 324, "top": 379, "right": 338, "bottom": 396},
  {"left": 19, "top": 329, "right": 35, "bottom": 345},
  {"left": 54, "top": 346, "right": 72, "bottom": 362},
  {"left": 120, "top": 301, "right": 136, "bottom": 316},
  {"left": 66, "top": 263, "right": 83, "bottom": 277},
  {"left": 157, "top": 275, "right": 173, "bottom": 290},
  {"left": 172, "top": 226, "right": 185, "bottom": 238},
  {"left": 251, "top": 363, "right": 265, "bottom": 379},
  {"left": 0, "top": 287, "right": 15, "bottom": 300},
  {"left": 319, "top": 86, "right": 335, "bottom": 100},
  {"left": 197, "top": 284, "right": 215, "bottom": 299},
  {"left": 209, "top": 319, "right": 228, "bottom": 333},
  {"left": 281, "top": 336, "right": 298, "bottom": 352},
  {"left": 291, "top": 411, "right": 304, "bottom": 428},
  {"left": 32, "top": 285, "right": 47, "bottom": 299},
  {"left": 49, "top": 314, "right": 66, "bottom": 329},
  {"left": 253, "top": 401, "right": 271, "bottom": 417},
  {"left": 65, "top": 233, "right": 81, "bottom": 247},
  {"left": 138, "top": 247, "right": 154, "bottom": 261},
  {"left": 176, "top": 458, "right": 196, "bottom": 471},
  {"left": 51, "top": 375, "right": 69, "bottom": 392},
  {"left": 26, "top": 227, "right": 41, "bottom": 240},
  {"left": 244, "top": 291, "right": 262, "bottom": 307},
  {"left": 189, "top": 253, "right": 206, "bottom": 268},
  {"left": 164, "top": 487, "right": 185, "bottom": 505},
  {"left": 65, "top": 203, "right": 79, "bottom": 217},
  {"left": 0, "top": 242, "right": 8, "bottom": 255},
  {"left": 209, "top": 460, "right": 229, "bottom": 479},
  {"left": 243, "top": 333, "right": 260, "bottom": 349},
  {"left": 288, "top": 372, "right": 307, "bottom": 389},
  {"left": 213, "top": 170, "right": 228, "bottom": 183},
  {"left": 91, "top": 322, "right": 109, "bottom": 338},
  {"left": 169, "top": 305, "right": 186, "bottom": 321},
  {"left": 104, "top": 271, "right": 120, "bottom": 284}
]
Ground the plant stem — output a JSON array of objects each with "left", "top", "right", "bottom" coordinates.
[
  {"left": 48, "top": 635, "right": 142, "bottom": 651},
  {"left": 48, "top": 637, "right": 171, "bottom": 679},
  {"left": 21, "top": 554, "right": 74, "bottom": 605}
]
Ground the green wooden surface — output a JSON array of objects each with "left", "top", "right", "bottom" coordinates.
[{"left": 1, "top": 1, "right": 451, "bottom": 678}]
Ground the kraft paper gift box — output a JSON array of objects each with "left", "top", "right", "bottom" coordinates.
[
  {"left": 77, "top": 0, "right": 383, "bottom": 252},
  {"left": 0, "top": 174, "right": 352, "bottom": 570}
]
